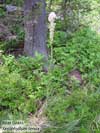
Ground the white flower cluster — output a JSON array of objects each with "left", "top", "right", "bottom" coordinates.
[
  {"left": 48, "top": 12, "right": 57, "bottom": 23},
  {"left": 48, "top": 12, "right": 57, "bottom": 44},
  {"left": 48, "top": 12, "right": 57, "bottom": 62}
]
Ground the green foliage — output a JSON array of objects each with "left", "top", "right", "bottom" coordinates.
[
  {"left": 0, "top": 8, "right": 6, "bottom": 17},
  {"left": 0, "top": 40, "right": 18, "bottom": 51},
  {"left": 0, "top": 27, "right": 100, "bottom": 132},
  {"left": 45, "top": 82, "right": 100, "bottom": 132},
  {"left": 53, "top": 31, "right": 67, "bottom": 47},
  {"left": 6, "top": 0, "right": 23, "bottom": 6},
  {"left": 43, "top": 27, "right": 100, "bottom": 132},
  {"left": 0, "top": 26, "right": 24, "bottom": 52},
  {"left": 11, "top": 25, "right": 25, "bottom": 41},
  {"left": 0, "top": 55, "right": 46, "bottom": 119},
  {"left": 54, "top": 28, "right": 100, "bottom": 86}
]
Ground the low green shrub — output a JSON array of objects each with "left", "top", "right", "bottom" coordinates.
[
  {"left": 0, "top": 55, "right": 47, "bottom": 120},
  {"left": 53, "top": 31, "right": 67, "bottom": 47},
  {"left": 54, "top": 27, "right": 100, "bottom": 86},
  {"left": 0, "top": 8, "right": 6, "bottom": 17},
  {"left": 45, "top": 88, "right": 100, "bottom": 132},
  {"left": 0, "top": 40, "right": 18, "bottom": 51}
]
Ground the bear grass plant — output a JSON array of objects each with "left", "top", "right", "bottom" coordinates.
[{"left": 0, "top": 27, "right": 100, "bottom": 132}]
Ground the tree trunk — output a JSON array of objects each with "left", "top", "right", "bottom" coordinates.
[{"left": 24, "top": 0, "right": 48, "bottom": 58}]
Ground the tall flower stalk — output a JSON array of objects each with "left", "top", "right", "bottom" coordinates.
[{"left": 48, "top": 12, "right": 57, "bottom": 64}]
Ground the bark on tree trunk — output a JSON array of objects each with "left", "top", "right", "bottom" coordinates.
[{"left": 24, "top": 0, "right": 48, "bottom": 58}]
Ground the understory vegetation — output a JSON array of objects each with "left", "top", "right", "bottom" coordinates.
[
  {"left": 0, "top": 0, "right": 100, "bottom": 133},
  {"left": 0, "top": 27, "right": 100, "bottom": 132}
]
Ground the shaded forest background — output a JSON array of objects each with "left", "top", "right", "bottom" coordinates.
[{"left": 0, "top": 0, "right": 100, "bottom": 132}]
